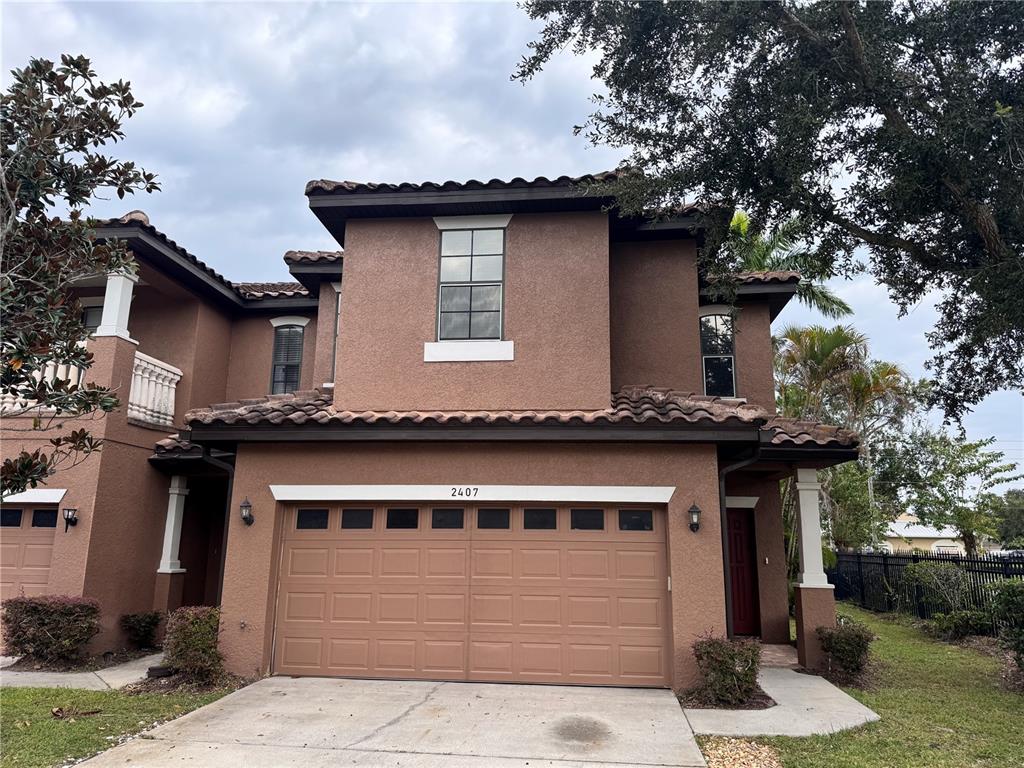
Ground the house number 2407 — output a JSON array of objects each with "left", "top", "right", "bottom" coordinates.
[{"left": 451, "top": 486, "right": 479, "bottom": 497}]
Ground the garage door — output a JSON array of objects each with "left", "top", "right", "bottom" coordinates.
[
  {"left": 0, "top": 506, "right": 57, "bottom": 600},
  {"left": 273, "top": 504, "right": 670, "bottom": 686}
]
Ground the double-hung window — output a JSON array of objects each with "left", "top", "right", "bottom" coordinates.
[
  {"left": 271, "top": 324, "right": 304, "bottom": 394},
  {"left": 437, "top": 228, "right": 504, "bottom": 340},
  {"left": 700, "top": 311, "right": 736, "bottom": 397}
]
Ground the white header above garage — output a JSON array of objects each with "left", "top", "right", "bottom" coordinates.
[
  {"left": 269, "top": 484, "right": 677, "bottom": 504},
  {"left": 2, "top": 488, "right": 67, "bottom": 504}
]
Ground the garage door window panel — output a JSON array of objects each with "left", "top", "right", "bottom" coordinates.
[
  {"left": 1, "top": 508, "right": 23, "bottom": 527},
  {"left": 31, "top": 508, "right": 57, "bottom": 528},
  {"left": 341, "top": 508, "right": 374, "bottom": 530},
  {"left": 619, "top": 509, "right": 654, "bottom": 532},
  {"left": 387, "top": 508, "right": 419, "bottom": 529},
  {"left": 571, "top": 508, "right": 604, "bottom": 531},
  {"left": 432, "top": 508, "right": 464, "bottom": 529},
  {"left": 296, "top": 508, "right": 329, "bottom": 530},
  {"left": 524, "top": 508, "right": 557, "bottom": 530},
  {"left": 477, "top": 508, "right": 510, "bottom": 530}
]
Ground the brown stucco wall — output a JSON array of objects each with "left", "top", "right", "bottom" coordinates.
[
  {"left": 332, "top": 213, "right": 611, "bottom": 410},
  {"left": 311, "top": 282, "right": 340, "bottom": 389},
  {"left": 217, "top": 440, "right": 726, "bottom": 690},
  {"left": 225, "top": 312, "right": 317, "bottom": 401},
  {"left": 609, "top": 239, "right": 703, "bottom": 393},
  {"left": 795, "top": 585, "right": 836, "bottom": 670},
  {"left": 733, "top": 303, "right": 775, "bottom": 411},
  {"left": 726, "top": 474, "right": 790, "bottom": 644}
]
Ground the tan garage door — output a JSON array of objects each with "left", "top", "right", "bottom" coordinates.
[
  {"left": 1, "top": 506, "right": 57, "bottom": 600},
  {"left": 273, "top": 504, "right": 670, "bottom": 686}
]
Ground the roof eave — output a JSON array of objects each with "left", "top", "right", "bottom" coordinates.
[{"left": 287, "top": 261, "right": 343, "bottom": 293}]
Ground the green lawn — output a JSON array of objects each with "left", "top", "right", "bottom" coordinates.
[
  {"left": 760, "top": 605, "right": 1024, "bottom": 768},
  {"left": 0, "top": 687, "right": 223, "bottom": 768}
]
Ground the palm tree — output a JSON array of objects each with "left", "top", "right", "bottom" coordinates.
[
  {"left": 727, "top": 211, "right": 852, "bottom": 318},
  {"left": 774, "top": 324, "right": 868, "bottom": 421}
]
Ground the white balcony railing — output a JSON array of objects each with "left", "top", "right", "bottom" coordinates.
[
  {"left": 127, "top": 351, "right": 183, "bottom": 428},
  {"left": 0, "top": 358, "right": 86, "bottom": 414}
]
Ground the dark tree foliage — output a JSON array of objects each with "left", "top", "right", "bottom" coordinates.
[
  {"left": 1, "top": 55, "right": 157, "bottom": 497},
  {"left": 516, "top": 1, "right": 1024, "bottom": 420}
]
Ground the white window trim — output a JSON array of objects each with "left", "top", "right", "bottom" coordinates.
[
  {"left": 424, "top": 339, "right": 514, "bottom": 362},
  {"left": 270, "top": 484, "right": 676, "bottom": 504},
  {"left": 725, "top": 496, "right": 759, "bottom": 509},
  {"left": 270, "top": 315, "right": 310, "bottom": 328},
  {"left": 2, "top": 488, "right": 67, "bottom": 504},
  {"left": 433, "top": 214, "right": 512, "bottom": 230},
  {"left": 699, "top": 306, "right": 738, "bottom": 398}
]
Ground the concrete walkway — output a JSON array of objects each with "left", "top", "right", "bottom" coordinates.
[
  {"left": 0, "top": 653, "right": 161, "bottom": 690},
  {"left": 684, "top": 667, "right": 880, "bottom": 737},
  {"left": 81, "top": 676, "right": 706, "bottom": 767}
]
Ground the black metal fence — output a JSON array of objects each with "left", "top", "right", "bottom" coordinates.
[{"left": 829, "top": 550, "right": 1024, "bottom": 618}]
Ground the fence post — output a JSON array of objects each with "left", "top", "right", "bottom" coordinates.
[
  {"left": 912, "top": 552, "right": 925, "bottom": 618},
  {"left": 857, "top": 551, "right": 866, "bottom": 607},
  {"left": 882, "top": 553, "right": 892, "bottom": 611}
]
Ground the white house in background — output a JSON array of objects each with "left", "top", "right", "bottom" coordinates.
[{"left": 883, "top": 514, "right": 965, "bottom": 555}]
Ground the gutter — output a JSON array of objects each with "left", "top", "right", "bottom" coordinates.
[{"left": 717, "top": 445, "right": 762, "bottom": 638}]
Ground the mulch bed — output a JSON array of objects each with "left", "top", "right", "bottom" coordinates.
[
  {"left": 678, "top": 685, "right": 776, "bottom": 710},
  {"left": 701, "top": 736, "right": 783, "bottom": 768},
  {"left": 5, "top": 647, "right": 154, "bottom": 673}
]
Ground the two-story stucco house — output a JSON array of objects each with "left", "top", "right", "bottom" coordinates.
[{"left": 1, "top": 172, "right": 856, "bottom": 689}]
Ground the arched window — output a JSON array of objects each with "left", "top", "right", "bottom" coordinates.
[
  {"left": 270, "top": 316, "right": 309, "bottom": 394},
  {"left": 699, "top": 308, "right": 736, "bottom": 398}
]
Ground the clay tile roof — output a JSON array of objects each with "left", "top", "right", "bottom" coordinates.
[
  {"left": 733, "top": 270, "right": 801, "bottom": 284},
  {"left": 153, "top": 434, "right": 202, "bottom": 456},
  {"left": 283, "top": 250, "right": 343, "bottom": 264},
  {"left": 765, "top": 417, "right": 858, "bottom": 448},
  {"left": 233, "top": 281, "right": 308, "bottom": 299},
  {"left": 304, "top": 171, "right": 621, "bottom": 197},
  {"left": 183, "top": 385, "right": 857, "bottom": 451}
]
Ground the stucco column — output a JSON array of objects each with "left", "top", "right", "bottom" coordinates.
[
  {"left": 793, "top": 467, "right": 836, "bottom": 670},
  {"left": 154, "top": 475, "right": 188, "bottom": 613},
  {"left": 94, "top": 270, "right": 138, "bottom": 341}
]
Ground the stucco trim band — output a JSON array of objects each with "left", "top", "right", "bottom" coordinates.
[
  {"left": 433, "top": 214, "right": 513, "bottom": 230},
  {"left": 3, "top": 488, "right": 68, "bottom": 504},
  {"left": 269, "top": 484, "right": 676, "bottom": 504},
  {"left": 424, "top": 340, "right": 515, "bottom": 362}
]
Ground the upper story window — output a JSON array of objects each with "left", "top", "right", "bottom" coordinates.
[
  {"left": 81, "top": 305, "right": 103, "bottom": 332},
  {"left": 700, "top": 310, "right": 736, "bottom": 398},
  {"left": 437, "top": 228, "right": 504, "bottom": 341},
  {"left": 270, "top": 316, "right": 309, "bottom": 394}
]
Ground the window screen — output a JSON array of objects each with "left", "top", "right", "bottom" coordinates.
[
  {"left": 700, "top": 313, "right": 736, "bottom": 397},
  {"left": 271, "top": 325, "right": 304, "bottom": 394},
  {"left": 31, "top": 508, "right": 58, "bottom": 528},
  {"left": 437, "top": 228, "right": 504, "bottom": 340}
]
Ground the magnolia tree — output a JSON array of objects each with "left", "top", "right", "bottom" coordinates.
[{"left": 1, "top": 55, "right": 157, "bottom": 498}]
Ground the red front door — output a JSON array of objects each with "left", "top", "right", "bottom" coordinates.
[{"left": 727, "top": 508, "right": 761, "bottom": 636}]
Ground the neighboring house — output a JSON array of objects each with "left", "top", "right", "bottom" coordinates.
[
  {"left": 883, "top": 517, "right": 965, "bottom": 555},
  {"left": 0, "top": 172, "right": 858, "bottom": 689}
]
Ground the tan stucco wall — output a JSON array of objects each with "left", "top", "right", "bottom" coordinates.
[
  {"left": 733, "top": 303, "right": 776, "bottom": 411},
  {"left": 218, "top": 441, "right": 726, "bottom": 690},
  {"left": 225, "top": 312, "right": 318, "bottom": 401},
  {"left": 609, "top": 240, "right": 703, "bottom": 393},
  {"left": 332, "top": 212, "right": 611, "bottom": 410}
]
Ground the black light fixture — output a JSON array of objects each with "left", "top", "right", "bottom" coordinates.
[
  {"left": 688, "top": 504, "right": 702, "bottom": 533},
  {"left": 239, "top": 497, "right": 254, "bottom": 526},
  {"left": 62, "top": 507, "right": 78, "bottom": 533}
]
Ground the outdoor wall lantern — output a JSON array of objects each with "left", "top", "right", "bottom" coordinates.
[
  {"left": 688, "top": 504, "right": 702, "bottom": 533},
  {"left": 239, "top": 497, "right": 255, "bottom": 526},
  {"left": 62, "top": 507, "right": 78, "bottom": 533}
]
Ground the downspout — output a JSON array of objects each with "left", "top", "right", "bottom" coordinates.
[
  {"left": 203, "top": 450, "right": 235, "bottom": 606},
  {"left": 718, "top": 444, "right": 762, "bottom": 639}
]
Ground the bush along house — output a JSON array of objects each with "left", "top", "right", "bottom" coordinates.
[{"left": 0, "top": 173, "right": 857, "bottom": 689}]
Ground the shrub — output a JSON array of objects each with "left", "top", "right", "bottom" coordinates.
[
  {"left": 929, "top": 610, "right": 993, "bottom": 641},
  {"left": 990, "top": 580, "right": 1024, "bottom": 670},
  {"left": 120, "top": 611, "right": 162, "bottom": 649},
  {"left": 817, "top": 614, "right": 874, "bottom": 679},
  {"left": 903, "top": 561, "right": 971, "bottom": 614},
  {"left": 0, "top": 595, "right": 100, "bottom": 663},
  {"left": 163, "top": 606, "right": 223, "bottom": 681},
  {"left": 691, "top": 634, "right": 761, "bottom": 705}
]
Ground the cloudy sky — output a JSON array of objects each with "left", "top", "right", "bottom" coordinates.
[{"left": 3, "top": 1, "right": 1020, "bottom": 480}]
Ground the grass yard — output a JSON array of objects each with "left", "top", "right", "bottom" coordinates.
[
  {"left": 0, "top": 687, "right": 223, "bottom": 768},
  {"left": 734, "top": 604, "right": 1024, "bottom": 768}
]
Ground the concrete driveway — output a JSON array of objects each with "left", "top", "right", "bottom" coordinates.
[{"left": 83, "top": 676, "right": 705, "bottom": 767}]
